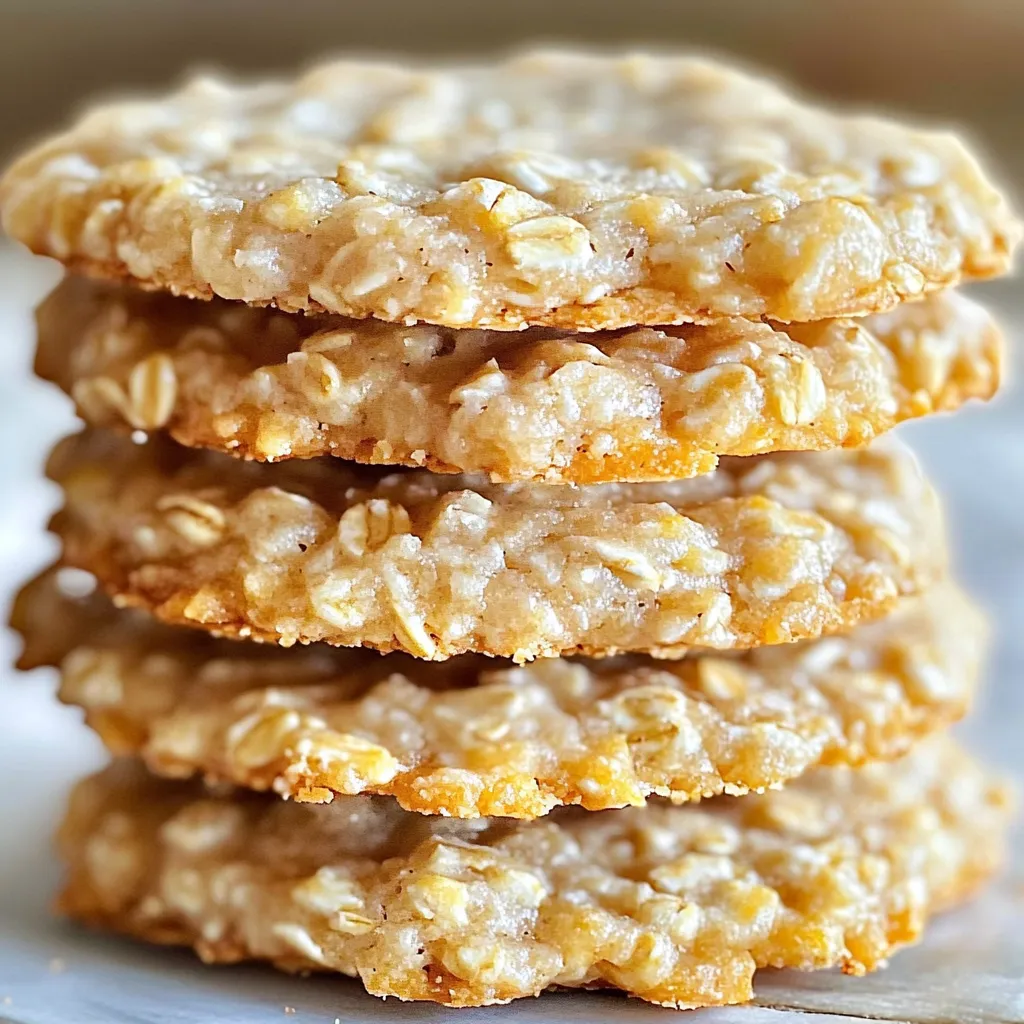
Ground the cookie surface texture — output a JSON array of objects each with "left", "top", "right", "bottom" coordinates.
[{"left": 4, "top": 52, "right": 1018, "bottom": 329}]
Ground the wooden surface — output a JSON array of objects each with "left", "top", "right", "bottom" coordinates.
[{"left": 0, "top": 248, "right": 1021, "bottom": 1023}]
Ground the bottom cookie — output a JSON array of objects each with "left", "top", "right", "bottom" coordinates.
[{"left": 58, "top": 739, "right": 1008, "bottom": 1009}]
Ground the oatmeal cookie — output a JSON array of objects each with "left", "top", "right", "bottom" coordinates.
[
  {"left": 3, "top": 52, "right": 1017, "bottom": 330},
  {"left": 38, "top": 277, "right": 1002, "bottom": 483},
  {"left": 57, "top": 740, "right": 1010, "bottom": 1008},
  {"left": 16, "top": 566, "right": 983, "bottom": 817},
  {"left": 48, "top": 431, "right": 944, "bottom": 660}
]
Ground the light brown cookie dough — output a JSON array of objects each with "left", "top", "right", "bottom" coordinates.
[
  {"left": 37, "top": 277, "right": 1002, "bottom": 483},
  {"left": 48, "top": 431, "right": 944, "bottom": 660},
  {"left": 16, "top": 566, "right": 983, "bottom": 817},
  {"left": 57, "top": 740, "right": 1010, "bottom": 1008},
  {"left": 3, "top": 52, "right": 1018, "bottom": 330}
]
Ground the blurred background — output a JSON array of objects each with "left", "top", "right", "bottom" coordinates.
[{"left": 2, "top": 0, "right": 1023, "bottom": 185}]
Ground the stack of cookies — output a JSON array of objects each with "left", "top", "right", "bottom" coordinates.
[{"left": 4, "top": 52, "right": 1020, "bottom": 1010}]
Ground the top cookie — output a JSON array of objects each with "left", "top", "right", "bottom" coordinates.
[{"left": 2, "top": 51, "right": 1018, "bottom": 329}]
